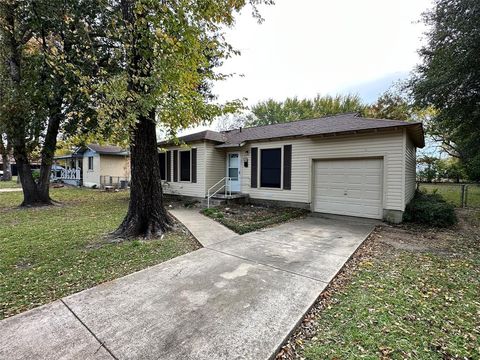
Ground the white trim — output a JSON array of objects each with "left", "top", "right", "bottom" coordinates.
[
  {"left": 401, "top": 128, "right": 407, "bottom": 208},
  {"left": 226, "top": 152, "right": 241, "bottom": 192}
]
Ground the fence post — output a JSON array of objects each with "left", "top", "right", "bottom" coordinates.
[
  {"left": 464, "top": 185, "right": 468, "bottom": 208},
  {"left": 460, "top": 184, "right": 466, "bottom": 208}
]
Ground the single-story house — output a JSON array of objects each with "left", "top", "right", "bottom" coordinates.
[
  {"left": 158, "top": 113, "right": 424, "bottom": 223},
  {"left": 53, "top": 144, "right": 130, "bottom": 188},
  {"left": 0, "top": 155, "right": 41, "bottom": 177}
]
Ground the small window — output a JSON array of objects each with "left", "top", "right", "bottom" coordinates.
[
  {"left": 180, "top": 151, "right": 191, "bottom": 182},
  {"left": 159, "top": 152, "right": 166, "bottom": 180},
  {"left": 88, "top": 156, "right": 94, "bottom": 170},
  {"left": 260, "top": 148, "right": 281, "bottom": 188}
]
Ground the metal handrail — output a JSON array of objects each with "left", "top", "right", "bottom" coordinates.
[{"left": 207, "top": 177, "right": 232, "bottom": 208}]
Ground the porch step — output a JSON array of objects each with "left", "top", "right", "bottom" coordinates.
[
  {"left": 211, "top": 193, "right": 249, "bottom": 200},
  {"left": 201, "top": 193, "right": 249, "bottom": 208}
]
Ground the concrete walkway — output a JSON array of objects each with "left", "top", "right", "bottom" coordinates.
[
  {"left": 0, "top": 210, "right": 376, "bottom": 360},
  {"left": 170, "top": 208, "right": 237, "bottom": 246},
  {"left": 0, "top": 188, "right": 22, "bottom": 192}
]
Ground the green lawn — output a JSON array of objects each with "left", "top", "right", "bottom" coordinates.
[
  {"left": 0, "top": 176, "right": 20, "bottom": 189},
  {"left": 419, "top": 183, "right": 480, "bottom": 208},
  {"left": 0, "top": 188, "right": 199, "bottom": 319},
  {"left": 300, "top": 211, "right": 480, "bottom": 360}
]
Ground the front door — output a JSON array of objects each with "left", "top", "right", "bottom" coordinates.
[{"left": 227, "top": 153, "right": 241, "bottom": 193}]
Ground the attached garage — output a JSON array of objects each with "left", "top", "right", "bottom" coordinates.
[{"left": 313, "top": 158, "right": 383, "bottom": 219}]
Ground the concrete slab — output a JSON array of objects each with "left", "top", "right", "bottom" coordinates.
[
  {"left": 0, "top": 301, "right": 113, "bottom": 360},
  {"left": 248, "top": 216, "right": 375, "bottom": 257},
  {"left": 63, "top": 248, "right": 325, "bottom": 360},
  {"left": 210, "top": 236, "right": 348, "bottom": 283},
  {"left": 170, "top": 208, "right": 237, "bottom": 246}
]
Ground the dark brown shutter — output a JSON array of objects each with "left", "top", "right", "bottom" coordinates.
[
  {"left": 173, "top": 150, "right": 178, "bottom": 182},
  {"left": 166, "top": 151, "right": 171, "bottom": 181},
  {"left": 251, "top": 147, "right": 258, "bottom": 188},
  {"left": 191, "top": 148, "right": 197, "bottom": 183},
  {"left": 283, "top": 145, "right": 292, "bottom": 190}
]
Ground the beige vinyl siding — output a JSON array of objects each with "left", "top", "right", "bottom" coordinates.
[
  {"left": 162, "top": 142, "right": 206, "bottom": 198},
  {"left": 404, "top": 133, "right": 417, "bottom": 205},
  {"left": 99, "top": 155, "right": 130, "bottom": 178},
  {"left": 204, "top": 142, "right": 227, "bottom": 195},
  {"left": 240, "top": 130, "right": 406, "bottom": 211},
  {"left": 82, "top": 154, "right": 101, "bottom": 187}
]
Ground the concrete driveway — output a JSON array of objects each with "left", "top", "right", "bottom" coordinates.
[{"left": 0, "top": 213, "right": 376, "bottom": 360}]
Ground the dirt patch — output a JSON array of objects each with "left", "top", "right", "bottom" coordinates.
[
  {"left": 163, "top": 195, "right": 201, "bottom": 210},
  {"left": 374, "top": 224, "right": 457, "bottom": 254}
]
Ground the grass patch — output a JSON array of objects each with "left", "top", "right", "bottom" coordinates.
[
  {"left": 419, "top": 183, "right": 480, "bottom": 208},
  {"left": 299, "top": 213, "right": 480, "bottom": 360},
  {"left": 0, "top": 187, "right": 199, "bottom": 319},
  {"left": 0, "top": 177, "right": 20, "bottom": 189},
  {"left": 201, "top": 204, "right": 308, "bottom": 234}
]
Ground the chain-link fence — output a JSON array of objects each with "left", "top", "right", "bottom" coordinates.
[
  {"left": 100, "top": 176, "right": 130, "bottom": 189},
  {"left": 417, "top": 182, "right": 480, "bottom": 208}
]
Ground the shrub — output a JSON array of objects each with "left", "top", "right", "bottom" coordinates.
[
  {"left": 202, "top": 208, "right": 224, "bottom": 219},
  {"left": 31, "top": 169, "right": 40, "bottom": 182},
  {"left": 403, "top": 191, "right": 457, "bottom": 227}
]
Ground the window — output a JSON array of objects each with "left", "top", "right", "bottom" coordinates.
[
  {"left": 179, "top": 151, "right": 191, "bottom": 181},
  {"left": 260, "top": 148, "right": 281, "bottom": 188},
  {"left": 88, "top": 156, "right": 94, "bottom": 171},
  {"left": 159, "top": 152, "right": 166, "bottom": 180}
]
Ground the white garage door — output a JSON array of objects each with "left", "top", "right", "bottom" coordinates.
[{"left": 313, "top": 158, "right": 383, "bottom": 219}]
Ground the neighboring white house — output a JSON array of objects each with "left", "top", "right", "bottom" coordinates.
[
  {"left": 158, "top": 113, "right": 425, "bottom": 223},
  {"left": 53, "top": 144, "right": 130, "bottom": 188}
]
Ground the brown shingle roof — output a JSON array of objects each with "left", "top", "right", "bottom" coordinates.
[
  {"left": 86, "top": 144, "right": 129, "bottom": 155},
  {"left": 158, "top": 130, "right": 225, "bottom": 146},
  {"left": 157, "top": 114, "right": 425, "bottom": 148},
  {"left": 223, "top": 114, "right": 423, "bottom": 146}
]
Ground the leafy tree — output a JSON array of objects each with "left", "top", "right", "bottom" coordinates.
[
  {"left": 363, "top": 89, "right": 412, "bottom": 121},
  {"left": 437, "top": 157, "right": 466, "bottom": 183},
  {"left": 246, "top": 94, "right": 365, "bottom": 126},
  {"left": 417, "top": 156, "right": 467, "bottom": 183},
  {"left": 0, "top": 0, "right": 111, "bottom": 205},
  {"left": 410, "top": 0, "right": 480, "bottom": 181},
  {"left": 417, "top": 156, "right": 440, "bottom": 182},
  {"left": 96, "top": 0, "right": 272, "bottom": 238}
]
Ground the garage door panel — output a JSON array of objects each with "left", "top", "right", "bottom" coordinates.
[
  {"left": 313, "top": 158, "right": 383, "bottom": 219},
  {"left": 346, "top": 175, "right": 363, "bottom": 184},
  {"left": 365, "top": 174, "right": 382, "bottom": 184}
]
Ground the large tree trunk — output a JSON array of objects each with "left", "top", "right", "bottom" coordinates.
[
  {"left": 14, "top": 143, "right": 52, "bottom": 206},
  {"left": 113, "top": 111, "right": 172, "bottom": 239},
  {"left": 114, "top": 0, "right": 172, "bottom": 239},
  {"left": 37, "top": 103, "right": 63, "bottom": 202}
]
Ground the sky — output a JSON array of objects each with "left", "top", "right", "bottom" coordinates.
[{"left": 180, "top": 0, "right": 433, "bottom": 134}]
